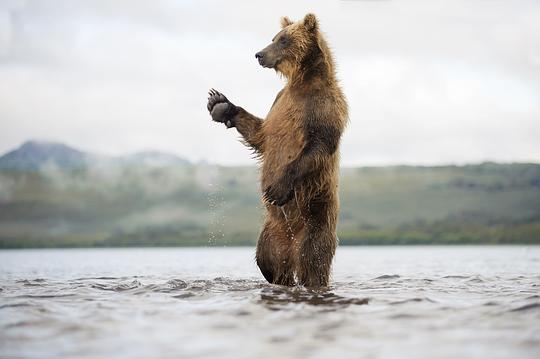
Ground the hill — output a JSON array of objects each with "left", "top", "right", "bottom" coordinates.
[
  {"left": 0, "top": 140, "right": 90, "bottom": 170},
  {"left": 0, "top": 141, "right": 191, "bottom": 171},
  {"left": 0, "top": 141, "right": 539, "bottom": 248}
]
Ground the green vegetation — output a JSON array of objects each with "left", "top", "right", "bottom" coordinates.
[{"left": 0, "top": 163, "right": 539, "bottom": 248}]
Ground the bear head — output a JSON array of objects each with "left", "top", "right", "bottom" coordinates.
[{"left": 255, "top": 13, "right": 324, "bottom": 80}]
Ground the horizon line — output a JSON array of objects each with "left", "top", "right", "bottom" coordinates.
[{"left": 1, "top": 139, "right": 539, "bottom": 168}]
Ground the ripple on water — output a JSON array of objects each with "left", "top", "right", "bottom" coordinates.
[
  {"left": 23, "top": 276, "right": 371, "bottom": 310},
  {"left": 0, "top": 303, "right": 33, "bottom": 310},
  {"left": 90, "top": 279, "right": 142, "bottom": 292},
  {"left": 390, "top": 297, "right": 437, "bottom": 305},
  {"left": 442, "top": 275, "right": 469, "bottom": 279},
  {"left": 371, "top": 274, "right": 401, "bottom": 280},
  {"left": 509, "top": 302, "right": 540, "bottom": 312},
  {"left": 13, "top": 294, "right": 75, "bottom": 299},
  {"left": 16, "top": 279, "right": 47, "bottom": 287}
]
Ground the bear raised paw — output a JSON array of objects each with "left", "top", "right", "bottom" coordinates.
[
  {"left": 206, "top": 13, "right": 348, "bottom": 287},
  {"left": 207, "top": 89, "right": 238, "bottom": 128}
]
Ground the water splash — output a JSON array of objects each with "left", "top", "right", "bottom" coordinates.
[{"left": 207, "top": 182, "right": 227, "bottom": 245}]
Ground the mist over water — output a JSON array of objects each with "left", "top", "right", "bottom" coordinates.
[{"left": 1, "top": 246, "right": 539, "bottom": 358}]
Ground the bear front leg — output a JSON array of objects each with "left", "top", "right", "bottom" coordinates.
[{"left": 207, "top": 89, "right": 264, "bottom": 153}]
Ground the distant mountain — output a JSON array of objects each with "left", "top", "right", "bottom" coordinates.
[
  {"left": 0, "top": 140, "right": 89, "bottom": 170},
  {"left": 0, "top": 140, "right": 191, "bottom": 170}
]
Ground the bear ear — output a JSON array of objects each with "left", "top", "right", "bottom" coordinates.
[
  {"left": 303, "top": 13, "right": 318, "bottom": 32},
  {"left": 280, "top": 16, "right": 293, "bottom": 28}
]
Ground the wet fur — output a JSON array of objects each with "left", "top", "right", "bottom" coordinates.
[{"left": 207, "top": 14, "right": 348, "bottom": 287}]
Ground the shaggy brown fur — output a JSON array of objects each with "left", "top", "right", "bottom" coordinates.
[{"left": 207, "top": 13, "right": 348, "bottom": 287}]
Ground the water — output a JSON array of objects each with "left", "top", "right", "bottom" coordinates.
[{"left": 0, "top": 246, "right": 539, "bottom": 359}]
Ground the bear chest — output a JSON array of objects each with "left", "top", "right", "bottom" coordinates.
[{"left": 263, "top": 103, "right": 304, "bottom": 165}]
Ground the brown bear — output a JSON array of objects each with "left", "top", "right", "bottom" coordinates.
[{"left": 206, "top": 13, "right": 348, "bottom": 287}]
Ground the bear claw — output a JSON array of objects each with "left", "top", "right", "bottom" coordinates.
[
  {"left": 263, "top": 185, "right": 294, "bottom": 207},
  {"left": 207, "top": 89, "right": 238, "bottom": 127},
  {"left": 207, "top": 89, "right": 229, "bottom": 113}
]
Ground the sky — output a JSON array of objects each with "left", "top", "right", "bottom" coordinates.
[{"left": 0, "top": 0, "right": 539, "bottom": 166}]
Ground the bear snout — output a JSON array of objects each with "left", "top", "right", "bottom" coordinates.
[{"left": 255, "top": 51, "right": 266, "bottom": 66}]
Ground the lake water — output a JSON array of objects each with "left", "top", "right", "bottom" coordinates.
[{"left": 0, "top": 246, "right": 539, "bottom": 359}]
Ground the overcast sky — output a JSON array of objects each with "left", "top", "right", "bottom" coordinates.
[{"left": 0, "top": 0, "right": 539, "bottom": 166}]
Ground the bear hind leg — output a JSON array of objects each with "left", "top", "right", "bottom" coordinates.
[
  {"left": 295, "top": 229, "right": 337, "bottom": 287},
  {"left": 295, "top": 200, "right": 338, "bottom": 288},
  {"left": 256, "top": 221, "right": 295, "bottom": 286}
]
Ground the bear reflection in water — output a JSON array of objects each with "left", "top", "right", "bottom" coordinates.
[{"left": 260, "top": 286, "right": 369, "bottom": 310}]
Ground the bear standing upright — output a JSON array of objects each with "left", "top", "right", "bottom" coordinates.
[{"left": 207, "top": 13, "right": 348, "bottom": 287}]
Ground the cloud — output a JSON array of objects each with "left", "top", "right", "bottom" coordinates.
[{"left": 0, "top": 0, "right": 539, "bottom": 165}]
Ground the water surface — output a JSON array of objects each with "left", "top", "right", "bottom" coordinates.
[{"left": 1, "top": 246, "right": 539, "bottom": 358}]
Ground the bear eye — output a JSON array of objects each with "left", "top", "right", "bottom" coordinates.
[{"left": 279, "top": 36, "right": 289, "bottom": 46}]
